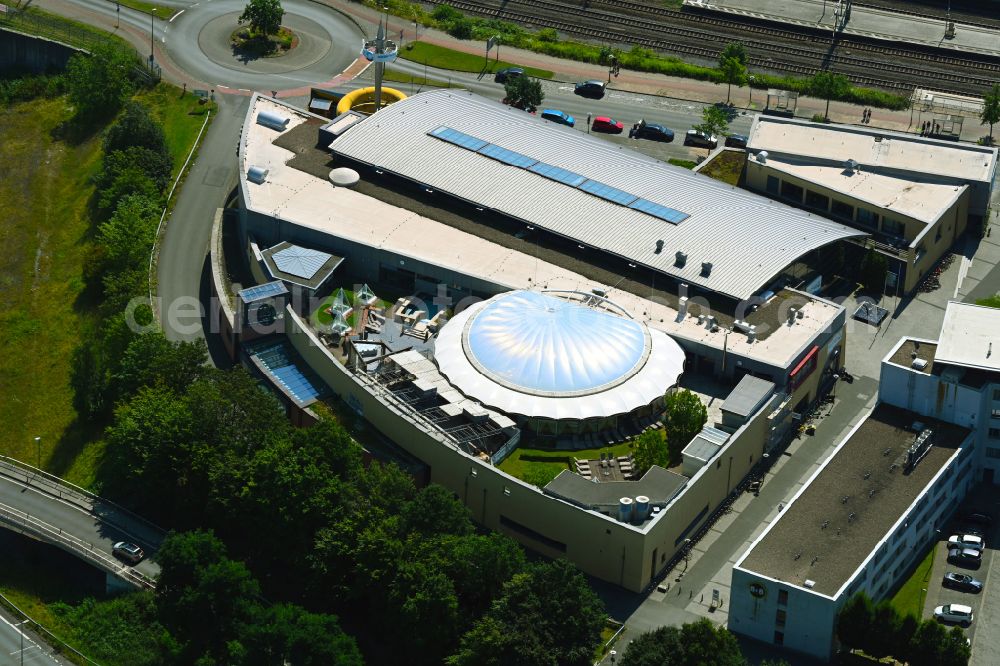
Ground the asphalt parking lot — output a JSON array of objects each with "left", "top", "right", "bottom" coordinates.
[{"left": 923, "top": 488, "right": 1000, "bottom": 665}]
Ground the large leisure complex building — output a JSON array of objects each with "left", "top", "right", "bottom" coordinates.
[{"left": 218, "top": 89, "right": 927, "bottom": 594}]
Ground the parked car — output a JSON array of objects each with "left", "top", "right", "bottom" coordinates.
[
  {"left": 948, "top": 546, "right": 982, "bottom": 567},
  {"left": 574, "top": 80, "right": 607, "bottom": 99},
  {"left": 934, "top": 603, "right": 974, "bottom": 626},
  {"left": 948, "top": 534, "right": 985, "bottom": 551},
  {"left": 943, "top": 572, "right": 984, "bottom": 593},
  {"left": 591, "top": 116, "right": 624, "bottom": 134},
  {"left": 963, "top": 511, "right": 993, "bottom": 526},
  {"left": 540, "top": 109, "right": 575, "bottom": 127},
  {"left": 630, "top": 120, "right": 674, "bottom": 142},
  {"left": 684, "top": 129, "right": 718, "bottom": 148},
  {"left": 725, "top": 134, "right": 749, "bottom": 148},
  {"left": 494, "top": 67, "right": 523, "bottom": 84},
  {"left": 113, "top": 541, "right": 145, "bottom": 565}
]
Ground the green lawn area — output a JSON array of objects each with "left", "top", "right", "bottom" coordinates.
[
  {"left": 698, "top": 150, "right": 746, "bottom": 185},
  {"left": 383, "top": 67, "right": 460, "bottom": 89},
  {"left": 399, "top": 41, "right": 554, "bottom": 79},
  {"left": 889, "top": 544, "right": 936, "bottom": 618},
  {"left": 311, "top": 288, "right": 394, "bottom": 330},
  {"left": 668, "top": 158, "right": 697, "bottom": 169},
  {"left": 119, "top": 1, "right": 178, "bottom": 20},
  {"left": 0, "top": 82, "right": 213, "bottom": 487},
  {"left": 499, "top": 440, "right": 637, "bottom": 487}
]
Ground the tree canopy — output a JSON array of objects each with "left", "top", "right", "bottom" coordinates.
[
  {"left": 694, "top": 105, "right": 730, "bottom": 141},
  {"left": 620, "top": 619, "right": 744, "bottom": 666},
  {"left": 809, "top": 71, "right": 851, "bottom": 121},
  {"left": 981, "top": 83, "right": 1000, "bottom": 143},
  {"left": 632, "top": 429, "right": 669, "bottom": 476},
  {"left": 65, "top": 42, "right": 136, "bottom": 120},
  {"left": 719, "top": 41, "right": 748, "bottom": 67},
  {"left": 504, "top": 75, "right": 544, "bottom": 112},
  {"left": 239, "top": 0, "right": 284, "bottom": 36},
  {"left": 662, "top": 389, "right": 708, "bottom": 461}
]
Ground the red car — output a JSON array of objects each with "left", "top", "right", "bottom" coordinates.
[{"left": 592, "top": 116, "right": 624, "bottom": 134}]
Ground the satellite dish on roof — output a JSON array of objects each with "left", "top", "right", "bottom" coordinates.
[{"left": 329, "top": 167, "right": 360, "bottom": 186}]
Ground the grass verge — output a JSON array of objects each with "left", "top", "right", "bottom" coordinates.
[
  {"left": 383, "top": 67, "right": 460, "bottom": 88},
  {"left": 697, "top": 150, "right": 746, "bottom": 185},
  {"left": 400, "top": 41, "right": 554, "bottom": 79},
  {"left": 890, "top": 544, "right": 936, "bottom": 618},
  {"left": 118, "top": 1, "right": 177, "bottom": 19},
  {"left": 668, "top": 158, "right": 697, "bottom": 169},
  {"left": 499, "top": 441, "right": 637, "bottom": 486}
]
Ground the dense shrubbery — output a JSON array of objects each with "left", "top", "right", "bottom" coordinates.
[{"left": 0, "top": 72, "right": 65, "bottom": 105}]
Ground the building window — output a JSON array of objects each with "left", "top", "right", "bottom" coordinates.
[
  {"left": 805, "top": 190, "right": 830, "bottom": 210},
  {"left": 776, "top": 609, "right": 787, "bottom": 628},
  {"left": 882, "top": 218, "right": 905, "bottom": 236},
  {"left": 987, "top": 448, "right": 1000, "bottom": 459},
  {"left": 857, "top": 208, "right": 879, "bottom": 229},
  {"left": 992, "top": 409, "right": 1000, "bottom": 419},
  {"left": 992, "top": 388, "right": 1000, "bottom": 401},
  {"left": 831, "top": 199, "right": 854, "bottom": 220},
  {"left": 778, "top": 590, "right": 788, "bottom": 606},
  {"left": 989, "top": 428, "right": 1000, "bottom": 440},
  {"left": 780, "top": 181, "right": 803, "bottom": 202},
  {"left": 766, "top": 175, "right": 779, "bottom": 194},
  {"left": 774, "top": 631, "right": 784, "bottom": 646},
  {"left": 914, "top": 244, "right": 926, "bottom": 264}
]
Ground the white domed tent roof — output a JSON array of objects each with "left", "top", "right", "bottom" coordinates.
[{"left": 434, "top": 290, "right": 684, "bottom": 421}]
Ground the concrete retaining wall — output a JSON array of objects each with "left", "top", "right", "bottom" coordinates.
[{"left": 0, "top": 29, "right": 80, "bottom": 73}]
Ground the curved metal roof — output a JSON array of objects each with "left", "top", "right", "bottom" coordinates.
[
  {"left": 329, "top": 90, "right": 865, "bottom": 301},
  {"left": 435, "top": 291, "right": 685, "bottom": 421}
]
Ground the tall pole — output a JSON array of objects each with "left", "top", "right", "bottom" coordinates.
[
  {"left": 150, "top": 10, "right": 154, "bottom": 65},
  {"left": 374, "top": 18, "right": 385, "bottom": 111},
  {"left": 34, "top": 436, "right": 40, "bottom": 470}
]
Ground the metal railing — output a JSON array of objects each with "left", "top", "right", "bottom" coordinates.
[
  {"left": 0, "top": 500, "right": 154, "bottom": 589},
  {"left": 0, "top": 456, "right": 167, "bottom": 542}
]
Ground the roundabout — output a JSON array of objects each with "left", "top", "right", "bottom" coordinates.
[{"left": 164, "top": 0, "right": 366, "bottom": 93}]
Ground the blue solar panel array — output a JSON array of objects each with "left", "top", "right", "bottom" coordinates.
[
  {"left": 578, "top": 180, "right": 638, "bottom": 206},
  {"left": 250, "top": 341, "right": 327, "bottom": 404},
  {"left": 271, "top": 365, "right": 322, "bottom": 403},
  {"left": 427, "top": 126, "right": 688, "bottom": 224},
  {"left": 628, "top": 198, "right": 689, "bottom": 224},
  {"left": 239, "top": 281, "right": 289, "bottom": 303}
]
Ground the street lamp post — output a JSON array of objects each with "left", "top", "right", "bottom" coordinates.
[
  {"left": 150, "top": 10, "right": 155, "bottom": 65},
  {"left": 748, "top": 74, "right": 756, "bottom": 108},
  {"left": 116, "top": 1, "right": 120, "bottom": 29},
  {"left": 34, "top": 436, "right": 41, "bottom": 471}
]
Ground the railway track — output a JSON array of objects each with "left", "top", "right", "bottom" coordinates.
[{"left": 428, "top": 0, "right": 999, "bottom": 95}]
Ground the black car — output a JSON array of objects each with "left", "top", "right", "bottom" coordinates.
[
  {"left": 948, "top": 547, "right": 982, "bottom": 568},
  {"left": 943, "top": 572, "right": 984, "bottom": 593},
  {"left": 630, "top": 120, "right": 674, "bottom": 142},
  {"left": 494, "top": 67, "right": 524, "bottom": 84},
  {"left": 574, "top": 80, "right": 606, "bottom": 99},
  {"left": 725, "top": 134, "right": 749, "bottom": 148},
  {"left": 963, "top": 511, "right": 993, "bottom": 526}
]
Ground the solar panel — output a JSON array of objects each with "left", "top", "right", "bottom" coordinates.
[
  {"left": 428, "top": 126, "right": 488, "bottom": 151},
  {"left": 628, "top": 198, "right": 689, "bottom": 224},
  {"left": 477, "top": 143, "right": 538, "bottom": 168},
  {"left": 578, "top": 180, "right": 638, "bottom": 206},
  {"left": 528, "top": 162, "right": 587, "bottom": 187},
  {"left": 239, "top": 281, "right": 288, "bottom": 303},
  {"left": 272, "top": 245, "right": 332, "bottom": 280}
]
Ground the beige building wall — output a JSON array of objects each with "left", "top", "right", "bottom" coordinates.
[
  {"left": 745, "top": 161, "right": 969, "bottom": 294},
  {"left": 283, "top": 306, "right": 785, "bottom": 592}
]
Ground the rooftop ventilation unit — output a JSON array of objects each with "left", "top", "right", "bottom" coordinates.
[
  {"left": 247, "top": 166, "right": 269, "bottom": 184},
  {"left": 845, "top": 158, "right": 859, "bottom": 172},
  {"left": 257, "top": 110, "right": 290, "bottom": 131},
  {"left": 701, "top": 262, "right": 713, "bottom": 277},
  {"left": 755, "top": 150, "right": 768, "bottom": 164},
  {"left": 655, "top": 240, "right": 665, "bottom": 254},
  {"left": 675, "top": 251, "right": 687, "bottom": 267},
  {"left": 911, "top": 358, "right": 928, "bottom": 370},
  {"left": 787, "top": 307, "right": 797, "bottom": 324}
]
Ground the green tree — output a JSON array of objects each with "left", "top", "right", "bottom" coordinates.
[
  {"left": 238, "top": 0, "right": 284, "bottom": 36},
  {"left": 909, "top": 619, "right": 951, "bottom": 666},
  {"left": 95, "top": 151, "right": 164, "bottom": 218},
  {"left": 110, "top": 330, "right": 209, "bottom": 399},
  {"left": 632, "top": 429, "right": 669, "bottom": 476},
  {"left": 97, "top": 194, "right": 161, "bottom": 273},
  {"left": 64, "top": 42, "right": 135, "bottom": 119},
  {"left": 400, "top": 484, "right": 475, "bottom": 537},
  {"left": 864, "top": 600, "right": 901, "bottom": 659},
  {"left": 981, "top": 83, "right": 1000, "bottom": 144},
  {"left": 620, "top": 620, "right": 744, "bottom": 666},
  {"left": 104, "top": 101, "right": 168, "bottom": 157},
  {"left": 809, "top": 70, "right": 851, "bottom": 121},
  {"left": 858, "top": 245, "right": 888, "bottom": 292},
  {"left": 448, "top": 17, "right": 474, "bottom": 40},
  {"left": 891, "top": 612, "right": 920, "bottom": 664},
  {"left": 694, "top": 105, "right": 730, "bottom": 141},
  {"left": 662, "top": 389, "right": 708, "bottom": 462},
  {"left": 719, "top": 56, "right": 747, "bottom": 104},
  {"left": 940, "top": 625, "right": 972, "bottom": 666},
  {"left": 504, "top": 76, "right": 543, "bottom": 112},
  {"left": 448, "top": 559, "right": 605, "bottom": 666},
  {"left": 719, "top": 41, "right": 748, "bottom": 67},
  {"left": 431, "top": 4, "right": 462, "bottom": 23},
  {"left": 836, "top": 591, "right": 874, "bottom": 653},
  {"left": 241, "top": 604, "right": 362, "bottom": 666}
]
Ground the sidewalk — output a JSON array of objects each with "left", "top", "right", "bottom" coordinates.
[{"left": 328, "top": 0, "right": 990, "bottom": 139}]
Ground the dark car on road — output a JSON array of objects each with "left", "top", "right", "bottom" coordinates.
[
  {"left": 574, "top": 80, "right": 607, "bottom": 99},
  {"left": 113, "top": 541, "right": 145, "bottom": 565},
  {"left": 540, "top": 109, "right": 575, "bottom": 127},
  {"left": 630, "top": 120, "right": 674, "bottom": 142},
  {"left": 948, "top": 546, "right": 982, "bottom": 568},
  {"left": 943, "top": 572, "right": 984, "bottom": 593},
  {"left": 684, "top": 129, "right": 718, "bottom": 149},
  {"left": 725, "top": 134, "right": 749, "bottom": 148},
  {"left": 494, "top": 67, "right": 524, "bottom": 84}
]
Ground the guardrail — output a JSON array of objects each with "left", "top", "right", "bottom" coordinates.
[
  {"left": 0, "top": 500, "right": 154, "bottom": 590},
  {"left": 0, "top": 590, "right": 103, "bottom": 666},
  {"left": 0, "top": 456, "right": 167, "bottom": 542}
]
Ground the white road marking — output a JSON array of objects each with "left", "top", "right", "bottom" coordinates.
[{"left": 169, "top": 9, "right": 184, "bottom": 22}]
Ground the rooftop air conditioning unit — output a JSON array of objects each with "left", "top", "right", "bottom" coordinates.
[
  {"left": 911, "top": 358, "right": 928, "bottom": 370},
  {"left": 655, "top": 240, "right": 665, "bottom": 254},
  {"left": 701, "top": 262, "right": 713, "bottom": 277},
  {"left": 755, "top": 150, "right": 768, "bottom": 164},
  {"left": 675, "top": 251, "right": 687, "bottom": 267},
  {"left": 247, "top": 166, "right": 269, "bottom": 184},
  {"left": 257, "top": 110, "right": 290, "bottom": 131}
]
